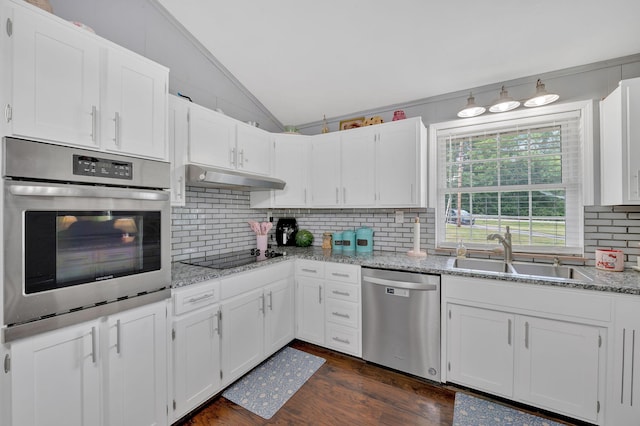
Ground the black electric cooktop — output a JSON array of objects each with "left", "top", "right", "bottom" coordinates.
[{"left": 182, "top": 249, "right": 285, "bottom": 270}]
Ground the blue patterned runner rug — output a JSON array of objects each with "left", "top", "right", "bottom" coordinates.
[
  {"left": 222, "top": 346, "right": 326, "bottom": 419},
  {"left": 453, "top": 392, "right": 566, "bottom": 426}
]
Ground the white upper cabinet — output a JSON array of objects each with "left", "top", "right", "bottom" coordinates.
[
  {"left": 100, "top": 48, "right": 168, "bottom": 160},
  {"left": 188, "top": 102, "right": 236, "bottom": 169},
  {"left": 251, "top": 117, "right": 426, "bottom": 209},
  {"left": 601, "top": 77, "right": 640, "bottom": 205},
  {"left": 184, "top": 102, "right": 272, "bottom": 174},
  {"left": 236, "top": 122, "right": 272, "bottom": 176},
  {"left": 3, "top": 0, "right": 169, "bottom": 160},
  {"left": 272, "top": 133, "right": 311, "bottom": 207},
  {"left": 9, "top": 2, "right": 100, "bottom": 148},
  {"left": 376, "top": 118, "right": 426, "bottom": 207},
  {"left": 310, "top": 131, "right": 376, "bottom": 207}
]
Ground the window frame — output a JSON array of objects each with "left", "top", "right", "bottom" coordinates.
[{"left": 428, "top": 100, "right": 595, "bottom": 256}]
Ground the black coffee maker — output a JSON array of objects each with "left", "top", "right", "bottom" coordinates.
[{"left": 276, "top": 218, "right": 298, "bottom": 247}]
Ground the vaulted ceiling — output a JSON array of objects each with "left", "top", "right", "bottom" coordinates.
[{"left": 157, "top": 0, "right": 640, "bottom": 126}]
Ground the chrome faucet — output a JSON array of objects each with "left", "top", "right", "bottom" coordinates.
[{"left": 487, "top": 226, "right": 513, "bottom": 263}]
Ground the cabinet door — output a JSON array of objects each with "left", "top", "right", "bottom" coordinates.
[
  {"left": 273, "top": 135, "right": 310, "bottom": 207},
  {"left": 169, "top": 95, "right": 188, "bottom": 206},
  {"left": 376, "top": 120, "right": 419, "bottom": 206},
  {"left": 236, "top": 123, "right": 271, "bottom": 175},
  {"left": 609, "top": 297, "right": 640, "bottom": 425},
  {"left": 310, "top": 133, "right": 342, "bottom": 207},
  {"left": 188, "top": 105, "right": 235, "bottom": 169},
  {"left": 10, "top": 321, "right": 101, "bottom": 426},
  {"left": 102, "top": 48, "right": 168, "bottom": 160},
  {"left": 173, "top": 305, "right": 221, "bottom": 421},
  {"left": 624, "top": 80, "right": 640, "bottom": 202},
  {"left": 514, "top": 316, "right": 601, "bottom": 423},
  {"left": 105, "top": 302, "right": 168, "bottom": 426},
  {"left": 11, "top": 4, "right": 100, "bottom": 148},
  {"left": 264, "top": 277, "right": 294, "bottom": 357},
  {"left": 296, "top": 276, "right": 325, "bottom": 345},
  {"left": 342, "top": 130, "right": 376, "bottom": 207},
  {"left": 220, "top": 288, "right": 264, "bottom": 386},
  {"left": 447, "top": 304, "right": 514, "bottom": 398}
]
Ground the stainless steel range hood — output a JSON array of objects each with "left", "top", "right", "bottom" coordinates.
[{"left": 186, "top": 164, "right": 286, "bottom": 191}]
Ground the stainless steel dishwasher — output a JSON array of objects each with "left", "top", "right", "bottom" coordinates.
[{"left": 362, "top": 267, "right": 441, "bottom": 381}]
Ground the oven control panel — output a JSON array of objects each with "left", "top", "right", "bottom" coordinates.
[{"left": 73, "top": 155, "right": 132, "bottom": 180}]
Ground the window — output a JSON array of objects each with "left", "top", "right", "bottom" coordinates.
[{"left": 430, "top": 102, "right": 593, "bottom": 255}]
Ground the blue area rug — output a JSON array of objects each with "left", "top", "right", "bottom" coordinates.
[
  {"left": 222, "top": 346, "right": 326, "bottom": 419},
  {"left": 453, "top": 393, "right": 565, "bottom": 426}
]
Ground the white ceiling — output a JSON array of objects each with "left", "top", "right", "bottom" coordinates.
[{"left": 157, "top": 0, "right": 640, "bottom": 126}]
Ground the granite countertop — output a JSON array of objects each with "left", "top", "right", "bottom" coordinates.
[{"left": 172, "top": 247, "right": 640, "bottom": 296}]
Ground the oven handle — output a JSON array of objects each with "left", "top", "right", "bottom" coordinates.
[{"left": 9, "top": 184, "right": 169, "bottom": 201}]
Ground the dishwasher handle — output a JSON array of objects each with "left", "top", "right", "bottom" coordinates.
[{"left": 363, "top": 276, "right": 438, "bottom": 291}]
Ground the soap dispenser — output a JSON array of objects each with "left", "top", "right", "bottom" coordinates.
[{"left": 456, "top": 240, "right": 467, "bottom": 258}]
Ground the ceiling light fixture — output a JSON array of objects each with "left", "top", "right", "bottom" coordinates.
[
  {"left": 457, "top": 92, "right": 486, "bottom": 118},
  {"left": 489, "top": 86, "right": 520, "bottom": 113},
  {"left": 524, "top": 79, "right": 559, "bottom": 107}
]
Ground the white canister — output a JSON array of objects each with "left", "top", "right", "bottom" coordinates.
[{"left": 595, "top": 249, "right": 624, "bottom": 271}]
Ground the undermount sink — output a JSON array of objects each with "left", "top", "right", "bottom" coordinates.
[
  {"left": 510, "top": 263, "right": 592, "bottom": 282},
  {"left": 450, "top": 258, "right": 592, "bottom": 282},
  {"left": 451, "top": 258, "right": 515, "bottom": 273}
]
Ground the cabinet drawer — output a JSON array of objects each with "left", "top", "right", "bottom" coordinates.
[
  {"left": 325, "top": 263, "right": 359, "bottom": 284},
  {"left": 296, "top": 260, "right": 325, "bottom": 278},
  {"left": 173, "top": 280, "right": 220, "bottom": 316},
  {"left": 326, "top": 281, "right": 359, "bottom": 302},
  {"left": 325, "top": 323, "right": 360, "bottom": 356},
  {"left": 325, "top": 298, "right": 359, "bottom": 329}
]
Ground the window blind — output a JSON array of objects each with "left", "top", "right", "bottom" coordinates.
[{"left": 435, "top": 110, "right": 584, "bottom": 254}]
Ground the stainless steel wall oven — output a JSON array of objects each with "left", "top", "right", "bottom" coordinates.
[{"left": 2, "top": 138, "right": 171, "bottom": 342}]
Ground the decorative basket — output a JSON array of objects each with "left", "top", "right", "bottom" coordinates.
[{"left": 25, "top": 0, "right": 53, "bottom": 13}]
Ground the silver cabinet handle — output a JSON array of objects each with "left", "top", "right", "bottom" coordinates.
[
  {"left": 332, "top": 336, "right": 350, "bottom": 344},
  {"left": 508, "top": 319, "right": 512, "bottom": 346},
  {"left": 187, "top": 292, "right": 214, "bottom": 303},
  {"left": 116, "top": 319, "right": 121, "bottom": 355},
  {"left": 91, "top": 326, "right": 98, "bottom": 364},
  {"left": 113, "top": 112, "right": 121, "bottom": 147},
  {"left": 217, "top": 310, "right": 222, "bottom": 337},
  {"left": 411, "top": 183, "right": 414, "bottom": 203},
  {"left": 331, "top": 272, "right": 350, "bottom": 278},
  {"left": 343, "top": 187, "right": 346, "bottom": 204},
  {"left": 318, "top": 285, "right": 322, "bottom": 304},
  {"left": 238, "top": 149, "right": 245, "bottom": 167},
  {"left": 332, "top": 290, "right": 350, "bottom": 296},
  {"left": 229, "top": 148, "right": 236, "bottom": 166},
  {"left": 177, "top": 176, "right": 183, "bottom": 199},
  {"left": 304, "top": 188, "right": 307, "bottom": 204},
  {"left": 332, "top": 312, "right": 350, "bottom": 319},
  {"left": 268, "top": 291, "right": 273, "bottom": 310},
  {"left": 524, "top": 321, "right": 530, "bottom": 349},
  {"left": 91, "top": 105, "right": 97, "bottom": 143},
  {"left": 301, "top": 268, "right": 317, "bottom": 273},
  {"left": 632, "top": 329, "right": 636, "bottom": 406},
  {"left": 336, "top": 187, "right": 339, "bottom": 204},
  {"left": 259, "top": 294, "right": 265, "bottom": 314}
]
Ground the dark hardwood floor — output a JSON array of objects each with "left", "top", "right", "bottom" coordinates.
[{"left": 179, "top": 340, "right": 578, "bottom": 425}]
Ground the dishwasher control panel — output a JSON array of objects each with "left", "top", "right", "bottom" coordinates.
[{"left": 385, "top": 287, "right": 410, "bottom": 297}]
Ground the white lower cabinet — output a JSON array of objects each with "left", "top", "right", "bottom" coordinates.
[
  {"left": 444, "top": 276, "right": 608, "bottom": 425},
  {"left": 171, "top": 280, "right": 221, "bottom": 422},
  {"left": 9, "top": 300, "right": 168, "bottom": 426},
  {"left": 295, "top": 260, "right": 361, "bottom": 356},
  {"left": 220, "top": 261, "right": 294, "bottom": 387},
  {"left": 447, "top": 305, "right": 514, "bottom": 398},
  {"left": 105, "top": 302, "right": 168, "bottom": 426},
  {"left": 608, "top": 295, "right": 640, "bottom": 425}
]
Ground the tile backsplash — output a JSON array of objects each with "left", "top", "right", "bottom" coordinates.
[
  {"left": 171, "top": 187, "right": 432, "bottom": 262},
  {"left": 171, "top": 187, "right": 640, "bottom": 267}
]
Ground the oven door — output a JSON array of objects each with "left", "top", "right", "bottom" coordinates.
[{"left": 4, "top": 180, "right": 171, "bottom": 331}]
